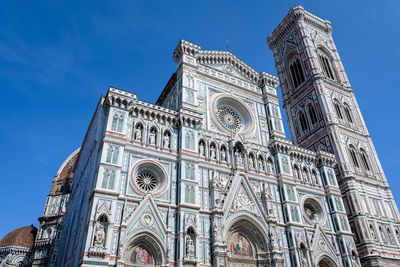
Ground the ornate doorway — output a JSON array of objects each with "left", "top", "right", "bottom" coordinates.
[
  {"left": 124, "top": 233, "right": 164, "bottom": 267},
  {"left": 226, "top": 219, "right": 268, "bottom": 267},
  {"left": 317, "top": 256, "right": 337, "bottom": 267}
]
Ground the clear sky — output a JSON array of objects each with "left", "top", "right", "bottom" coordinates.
[{"left": 0, "top": 0, "right": 399, "bottom": 238}]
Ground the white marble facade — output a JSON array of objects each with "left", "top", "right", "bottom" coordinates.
[{"left": 55, "top": 6, "right": 400, "bottom": 267}]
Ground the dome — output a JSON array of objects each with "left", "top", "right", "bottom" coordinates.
[
  {"left": 0, "top": 225, "right": 37, "bottom": 248},
  {"left": 49, "top": 148, "right": 81, "bottom": 196},
  {"left": 54, "top": 147, "right": 81, "bottom": 182}
]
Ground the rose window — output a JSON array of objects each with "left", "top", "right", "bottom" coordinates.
[
  {"left": 212, "top": 95, "right": 254, "bottom": 135},
  {"left": 304, "top": 203, "right": 316, "bottom": 221},
  {"left": 216, "top": 106, "right": 242, "bottom": 132},
  {"left": 136, "top": 170, "right": 158, "bottom": 192},
  {"left": 302, "top": 198, "right": 325, "bottom": 224}
]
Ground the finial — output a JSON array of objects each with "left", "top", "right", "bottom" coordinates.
[{"left": 225, "top": 40, "right": 229, "bottom": 51}]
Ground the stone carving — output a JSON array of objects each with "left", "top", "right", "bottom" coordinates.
[
  {"left": 234, "top": 149, "right": 243, "bottom": 166},
  {"left": 259, "top": 158, "right": 264, "bottom": 171},
  {"left": 232, "top": 185, "right": 256, "bottom": 214},
  {"left": 134, "top": 125, "right": 142, "bottom": 141},
  {"left": 220, "top": 147, "right": 226, "bottom": 162},
  {"left": 210, "top": 145, "right": 216, "bottom": 159},
  {"left": 163, "top": 133, "right": 170, "bottom": 148},
  {"left": 149, "top": 129, "right": 156, "bottom": 145},
  {"left": 199, "top": 142, "right": 205, "bottom": 156},
  {"left": 186, "top": 235, "right": 195, "bottom": 257},
  {"left": 249, "top": 156, "right": 254, "bottom": 169},
  {"left": 94, "top": 224, "right": 106, "bottom": 247}
]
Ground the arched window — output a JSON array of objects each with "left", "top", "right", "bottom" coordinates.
[
  {"left": 111, "top": 114, "right": 118, "bottom": 131},
  {"left": 106, "top": 145, "right": 119, "bottom": 164},
  {"left": 102, "top": 170, "right": 115, "bottom": 190},
  {"left": 308, "top": 104, "right": 318, "bottom": 125},
  {"left": 298, "top": 111, "right": 309, "bottom": 132},
  {"left": 289, "top": 58, "right": 305, "bottom": 88},
  {"left": 360, "top": 149, "right": 370, "bottom": 171},
  {"left": 318, "top": 51, "right": 335, "bottom": 80},
  {"left": 349, "top": 146, "right": 360, "bottom": 168},
  {"left": 111, "top": 113, "right": 124, "bottom": 132},
  {"left": 344, "top": 104, "right": 353, "bottom": 123},
  {"left": 333, "top": 100, "right": 343, "bottom": 120},
  {"left": 112, "top": 147, "right": 119, "bottom": 164}
]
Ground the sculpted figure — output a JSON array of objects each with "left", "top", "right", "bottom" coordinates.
[
  {"left": 94, "top": 224, "right": 106, "bottom": 247},
  {"left": 235, "top": 149, "right": 242, "bottom": 166},
  {"left": 259, "top": 158, "right": 264, "bottom": 171},
  {"left": 199, "top": 142, "right": 204, "bottom": 156},
  {"left": 135, "top": 126, "right": 142, "bottom": 141},
  {"left": 210, "top": 145, "right": 216, "bottom": 159},
  {"left": 220, "top": 148, "right": 226, "bottom": 161},
  {"left": 249, "top": 156, "right": 254, "bottom": 169},
  {"left": 186, "top": 235, "right": 195, "bottom": 257},
  {"left": 163, "top": 133, "right": 170, "bottom": 148},
  {"left": 149, "top": 129, "right": 156, "bottom": 145}
]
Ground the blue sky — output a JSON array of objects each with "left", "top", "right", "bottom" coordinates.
[{"left": 0, "top": 0, "right": 399, "bottom": 238}]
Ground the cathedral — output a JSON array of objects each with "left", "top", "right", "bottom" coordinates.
[{"left": 1, "top": 5, "right": 400, "bottom": 267}]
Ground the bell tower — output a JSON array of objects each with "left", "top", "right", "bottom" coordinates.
[{"left": 268, "top": 5, "right": 400, "bottom": 266}]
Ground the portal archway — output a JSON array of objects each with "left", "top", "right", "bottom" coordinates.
[
  {"left": 124, "top": 233, "right": 164, "bottom": 267},
  {"left": 226, "top": 218, "right": 268, "bottom": 267},
  {"left": 317, "top": 255, "right": 337, "bottom": 267}
]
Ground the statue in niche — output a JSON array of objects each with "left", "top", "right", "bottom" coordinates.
[
  {"left": 163, "top": 133, "right": 170, "bottom": 148},
  {"left": 199, "top": 142, "right": 204, "bottom": 156},
  {"left": 134, "top": 126, "right": 142, "bottom": 141},
  {"left": 220, "top": 147, "right": 226, "bottom": 162},
  {"left": 149, "top": 129, "right": 156, "bottom": 145},
  {"left": 249, "top": 156, "right": 254, "bottom": 169},
  {"left": 210, "top": 145, "right": 216, "bottom": 159},
  {"left": 94, "top": 224, "right": 106, "bottom": 247},
  {"left": 234, "top": 149, "right": 243, "bottom": 166},
  {"left": 186, "top": 235, "right": 195, "bottom": 257},
  {"left": 259, "top": 158, "right": 264, "bottom": 171}
]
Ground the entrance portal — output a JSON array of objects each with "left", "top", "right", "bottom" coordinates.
[{"left": 226, "top": 219, "right": 268, "bottom": 267}]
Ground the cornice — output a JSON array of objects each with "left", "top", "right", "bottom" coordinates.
[
  {"left": 173, "top": 39, "right": 279, "bottom": 88},
  {"left": 267, "top": 5, "right": 332, "bottom": 49}
]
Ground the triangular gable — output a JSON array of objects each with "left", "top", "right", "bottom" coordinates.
[
  {"left": 311, "top": 226, "right": 338, "bottom": 263},
  {"left": 124, "top": 194, "right": 167, "bottom": 240},
  {"left": 223, "top": 173, "right": 267, "bottom": 221}
]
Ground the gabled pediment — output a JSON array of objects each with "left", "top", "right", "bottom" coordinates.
[
  {"left": 223, "top": 174, "right": 267, "bottom": 221},
  {"left": 123, "top": 194, "right": 167, "bottom": 240},
  {"left": 311, "top": 226, "right": 338, "bottom": 263}
]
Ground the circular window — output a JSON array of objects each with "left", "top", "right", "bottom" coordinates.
[
  {"left": 216, "top": 106, "right": 242, "bottom": 132},
  {"left": 131, "top": 161, "right": 168, "bottom": 196},
  {"left": 302, "top": 198, "right": 325, "bottom": 224},
  {"left": 136, "top": 170, "right": 157, "bottom": 192},
  {"left": 212, "top": 95, "right": 254, "bottom": 135}
]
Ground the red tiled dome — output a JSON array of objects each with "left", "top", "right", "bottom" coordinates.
[{"left": 0, "top": 225, "right": 37, "bottom": 247}]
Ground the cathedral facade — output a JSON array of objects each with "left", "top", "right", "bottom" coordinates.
[{"left": 1, "top": 5, "right": 399, "bottom": 267}]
